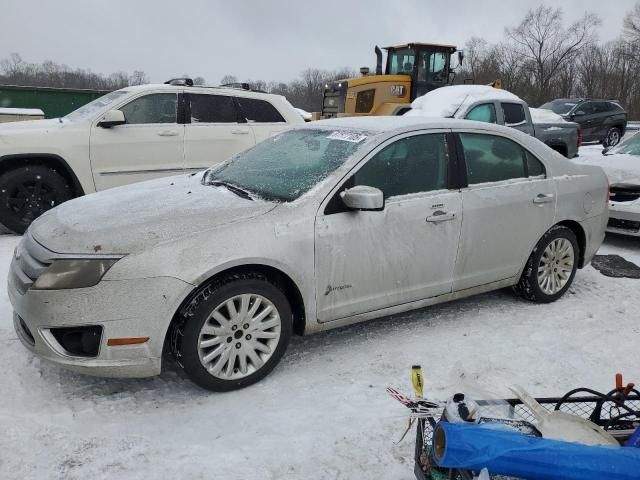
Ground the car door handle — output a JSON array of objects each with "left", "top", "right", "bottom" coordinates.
[
  {"left": 157, "top": 130, "right": 178, "bottom": 137},
  {"left": 231, "top": 130, "right": 250, "bottom": 135},
  {"left": 533, "top": 193, "right": 554, "bottom": 204},
  {"left": 426, "top": 210, "right": 456, "bottom": 223}
]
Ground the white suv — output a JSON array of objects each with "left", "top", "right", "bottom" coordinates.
[{"left": 0, "top": 80, "right": 304, "bottom": 233}]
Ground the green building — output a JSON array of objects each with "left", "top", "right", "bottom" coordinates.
[{"left": 0, "top": 84, "right": 110, "bottom": 119}]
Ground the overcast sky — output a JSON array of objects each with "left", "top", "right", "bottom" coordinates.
[{"left": 1, "top": 0, "right": 637, "bottom": 85}]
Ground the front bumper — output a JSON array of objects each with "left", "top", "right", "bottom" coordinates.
[
  {"left": 8, "top": 265, "right": 192, "bottom": 378},
  {"left": 606, "top": 202, "right": 640, "bottom": 237}
]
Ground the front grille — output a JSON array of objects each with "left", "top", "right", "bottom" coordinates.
[
  {"left": 11, "top": 233, "right": 52, "bottom": 294},
  {"left": 321, "top": 82, "right": 347, "bottom": 117},
  {"left": 608, "top": 217, "right": 640, "bottom": 232}
]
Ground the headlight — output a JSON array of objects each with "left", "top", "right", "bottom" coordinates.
[{"left": 33, "top": 259, "right": 119, "bottom": 290}]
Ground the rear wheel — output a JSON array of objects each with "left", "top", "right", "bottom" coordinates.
[
  {"left": 514, "top": 226, "right": 578, "bottom": 303},
  {"left": 605, "top": 127, "right": 622, "bottom": 147},
  {"left": 178, "top": 274, "right": 292, "bottom": 391},
  {"left": 0, "top": 165, "right": 73, "bottom": 234}
]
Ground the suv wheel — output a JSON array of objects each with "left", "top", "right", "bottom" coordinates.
[
  {"left": 605, "top": 127, "right": 622, "bottom": 147},
  {"left": 0, "top": 165, "right": 73, "bottom": 234},
  {"left": 514, "top": 226, "right": 578, "bottom": 303},
  {"left": 178, "top": 274, "right": 292, "bottom": 391}
]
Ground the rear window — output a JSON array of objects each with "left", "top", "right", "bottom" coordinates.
[
  {"left": 501, "top": 103, "right": 526, "bottom": 126},
  {"left": 236, "top": 97, "right": 285, "bottom": 123},
  {"left": 540, "top": 101, "right": 577, "bottom": 115},
  {"left": 189, "top": 94, "right": 237, "bottom": 123}
]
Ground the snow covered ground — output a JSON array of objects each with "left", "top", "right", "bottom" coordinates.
[{"left": 1, "top": 151, "right": 639, "bottom": 479}]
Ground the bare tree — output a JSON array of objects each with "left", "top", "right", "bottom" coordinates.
[
  {"left": 506, "top": 6, "right": 601, "bottom": 105},
  {"left": 220, "top": 74, "right": 238, "bottom": 85}
]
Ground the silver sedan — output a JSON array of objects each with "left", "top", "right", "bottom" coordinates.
[{"left": 8, "top": 117, "right": 608, "bottom": 391}]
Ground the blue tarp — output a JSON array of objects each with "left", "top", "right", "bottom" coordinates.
[{"left": 433, "top": 422, "right": 640, "bottom": 480}]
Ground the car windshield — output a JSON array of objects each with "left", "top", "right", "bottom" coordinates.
[
  {"left": 203, "top": 128, "right": 369, "bottom": 201},
  {"left": 540, "top": 100, "right": 578, "bottom": 115},
  {"left": 64, "top": 90, "right": 130, "bottom": 121},
  {"left": 608, "top": 132, "right": 640, "bottom": 156}
]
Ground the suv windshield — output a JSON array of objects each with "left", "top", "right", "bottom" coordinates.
[
  {"left": 540, "top": 100, "right": 578, "bottom": 115},
  {"left": 203, "top": 128, "right": 369, "bottom": 201},
  {"left": 64, "top": 90, "right": 130, "bottom": 121}
]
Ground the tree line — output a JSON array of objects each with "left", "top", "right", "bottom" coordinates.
[
  {"left": 3, "top": 3, "right": 640, "bottom": 117},
  {"left": 456, "top": 3, "right": 640, "bottom": 119}
]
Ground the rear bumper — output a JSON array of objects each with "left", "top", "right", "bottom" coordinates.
[
  {"left": 580, "top": 214, "right": 607, "bottom": 266},
  {"left": 8, "top": 270, "right": 192, "bottom": 378}
]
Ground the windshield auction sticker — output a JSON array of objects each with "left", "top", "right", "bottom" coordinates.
[{"left": 327, "top": 131, "right": 367, "bottom": 143}]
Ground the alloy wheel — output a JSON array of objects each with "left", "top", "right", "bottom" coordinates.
[
  {"left": 197, "top": 294, "right": 282, "bottom": 380},
  {"left": 537, "top": 238, "right": 575, "bottom": 295},
  {"left": 6, "top": 177, "right": 57, "bottom": 222},
  {"left": 607, "top": 129, "right": 621, "bottom": 147}
]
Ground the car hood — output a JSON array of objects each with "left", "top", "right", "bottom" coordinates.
[
  {"left": 578, "top": 153, "right": 640, "bottom": 184},
  {"left": 30, "top": 173, "right": 277, "bottom": 255},
  {"left": 0, "top": 118, "right": 64, "bottom": 133}
]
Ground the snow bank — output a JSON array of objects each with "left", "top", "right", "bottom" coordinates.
[
  {"left": 0, "top": 107, "right": 44, "bottom": 116},
  {"left": 530, "top": 107, "right": 568, "bottom": 124},
  {"left": 406, "top": 85, "right": 521, "bottom": 118}
]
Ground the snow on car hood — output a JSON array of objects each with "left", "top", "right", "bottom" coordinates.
[
  {"left": 577, "top": 152, "right": 640, "bottom": 184},
  {"left": 406, "top": 85, "right": 522, "bottom": 118},
  {"left": 29, "top": 173, "right": 277, "bottom": 255}
]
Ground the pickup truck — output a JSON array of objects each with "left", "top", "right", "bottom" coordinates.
[{"left": 407, "top": 85, "right": 580, "bottom": 158}]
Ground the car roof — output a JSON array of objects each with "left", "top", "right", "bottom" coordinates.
[
  {"left": 307, "top": 115, "right": 515, "bottom": 135},
  {"left": 119, "top": 83, "right": 283, "bottom": 100}
]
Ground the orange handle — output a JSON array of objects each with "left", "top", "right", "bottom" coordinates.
[
  {"left": 616, "top": 373, "right": 623, "bottom": 390},
  {"left": 623, "top": 383, "right": 635, "bottom": 397}
]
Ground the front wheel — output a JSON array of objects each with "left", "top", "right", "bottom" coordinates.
[
  {"left": 0, "top": 165, "right": 73, "bottom": 234},
  {"left": 514, "top": 226, "right": 579, "bottom": 303},
  {"left": 178, "top": 274, "right": 292, "bottom": 391}
]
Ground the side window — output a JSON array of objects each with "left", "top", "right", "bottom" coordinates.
[
  {"left": 577, "top": 102, "right": 594, "bottom": 115},
  {"left": 120, "top": 93, "right": 177, "bottom": 124},
  {"left": 235, "top": 97, "right": 285, "bottom": 123},
  {"left": 465, "top": 103, "right": 497, "bottom": 124},
  {"left": 525, "top": 150, "right": 546, "bottom": 177},
  {"left": 353, "top": 133, "right": 449, "bottom": 198},
  {"left": 189, "top": 94, "right": 237, "bottom": 123},
  {"left": 460, "top": 133, "right": 526, "bottom": 184},
  {"left": 501, "top": 103, "right": 526, "bottom": 126}
]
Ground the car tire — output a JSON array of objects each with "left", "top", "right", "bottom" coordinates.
[
  {"left": 178, "top": 273, "right": 293, "bottom": 391},
  {"left": 605, "top": 127, "right": 622, "bottom": 147},
  {"left": 514, "top": 225, "right": 579, "bottom": 303},
  {"left": 0, "top": 165, "right": 73, "bottom": 234}
]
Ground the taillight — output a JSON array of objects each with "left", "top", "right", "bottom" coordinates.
[{"left": 577, "top": 128, "right": 583, "bottom": 147}]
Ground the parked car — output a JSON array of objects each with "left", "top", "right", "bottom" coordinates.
[
  {"left": 9, "top": 117, "right": 608, "bottom": 391},
  {"left": 539, "top": 98, "right": 627, "bottom": 147},
  {"left": 0, "top": 80, "right": 304, "bottom": 233},
  {"left": 575, "top": 132, "right": 640, "bottom": 236},
  {"left": 407, "top": 85, "right": 581, "bottom": 158}
]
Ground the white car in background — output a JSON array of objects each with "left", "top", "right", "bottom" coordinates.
[
  {"left": 577, "top": 132, "right": 640, "bottom": 236},
  {"left": 0, "top": 79, "right": 303, "bottom": 233},
  {"left": 9, "top": 117, "right": 608, "bottom": 391}
]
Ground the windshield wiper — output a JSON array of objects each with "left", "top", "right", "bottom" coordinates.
[{"left": 209, "top": 181, "right": 253, "bottom": 201}]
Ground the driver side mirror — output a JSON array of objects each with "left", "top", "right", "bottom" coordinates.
[
  {"left": 97, "top": 109, "right": 126, "bottom": 128},
  {"left": 573, "top": 110, "right": 586, "bottom": 117},
  {"left": 340, "top": 185, "right": 384, "bottom": 211}
]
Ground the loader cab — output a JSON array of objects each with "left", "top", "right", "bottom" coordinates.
[{"left": 384, "top": 43, "right": 458, "bottom": 100}]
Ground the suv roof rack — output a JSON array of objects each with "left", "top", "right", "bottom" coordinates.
[
  {"left": 164, "top": 78, "right": 194, "bottom": 86},
  {"left": 220, "top": 82, "right": 267, "bottom": 93}
]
